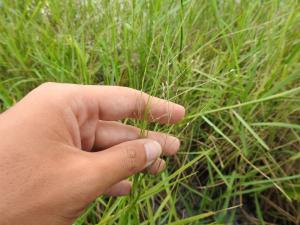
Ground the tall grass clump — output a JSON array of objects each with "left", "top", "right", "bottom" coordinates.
[{"left": 0, "top": 0, "right": 300, "bottom": 224}]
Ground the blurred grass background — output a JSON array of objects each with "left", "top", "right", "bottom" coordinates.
[{"left": 0, "top": 0, "right": 300, "bottom": 224}]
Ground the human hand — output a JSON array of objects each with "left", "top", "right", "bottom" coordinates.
[{"left": 0, "top": 83, "right": 185, "bottom": 225}]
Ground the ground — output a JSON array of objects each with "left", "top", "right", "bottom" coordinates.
[{"left": 0, "top": 0, "right": 300, "bottom": 224}]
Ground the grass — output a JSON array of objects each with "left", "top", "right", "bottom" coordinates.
[{"left": 0, "top": 0, "right": 300, "bottom": 224}]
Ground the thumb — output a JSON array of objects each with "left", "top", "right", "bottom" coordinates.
[{"left": 92, "top": 139, "right": 162, "bottom": 191}]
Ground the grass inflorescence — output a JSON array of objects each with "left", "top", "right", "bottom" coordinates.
[{"left": 1, "top": 0, "right": 300, "bottom": 224}]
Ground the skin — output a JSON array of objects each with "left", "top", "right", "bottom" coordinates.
[{"left": 0, "top": 82, "right": 185, "bottom": 225}]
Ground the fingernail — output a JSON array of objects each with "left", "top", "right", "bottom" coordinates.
[{"left": 144, "top": 140, "right": 162, "bottom": 167}]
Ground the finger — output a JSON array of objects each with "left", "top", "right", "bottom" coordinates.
[
  {"left": 103, "top": 180, "right": 132, "bottom": 196},
  {"left": 37, "top": 83, "right": 185, "bottom": 123},
  {"left": 147, "top": 158, "right": 166, "bottom": 175},
  {"left": 94, "top": 120, "right": 180, "bottom": 155},
  {"left": 91, "top": 139, "right": 162, "bottom": 190}
]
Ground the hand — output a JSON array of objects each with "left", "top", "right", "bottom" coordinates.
[{"left": 0, "top": 83, "right": 185, "bottom": 225}]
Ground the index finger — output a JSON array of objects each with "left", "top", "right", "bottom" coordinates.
[
  {"left": 37, "top": 83, "right": 185, "bottom": 124},
  {"left": 82, "top": 85, "right": 185, "bottom": 123}
]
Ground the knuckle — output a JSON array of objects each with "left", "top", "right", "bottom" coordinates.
[
  {"left": 39, "top": 82, "right": 57, "bottom": 90},
  {"left": 132, "top": 93, "right": 147, "bottom": 118},
  {"left": 35, "top": 82, "right": 59, "bottom": 97},
  {"left": 123, "top": 146, "right": 139, "bottom": 173},
  {"left": 27, "top": 82, "right": 68, "bottom": 112}
]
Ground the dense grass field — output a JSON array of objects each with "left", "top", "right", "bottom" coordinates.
[{"left": 1, "top": 0, "right": 300, "bottom": 224}]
